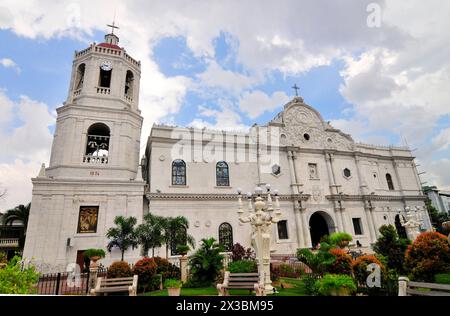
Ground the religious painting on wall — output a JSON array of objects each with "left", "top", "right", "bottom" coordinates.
[{"left": 77, "top": 206, "right": 99, "bottom": 234}]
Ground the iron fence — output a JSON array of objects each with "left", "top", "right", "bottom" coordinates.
[{"left": 36, "top": 268, "right": 107, "bottom": 295}]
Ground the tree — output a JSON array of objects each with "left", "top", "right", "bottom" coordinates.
[
  {"left": 161, "top": 216, "right": 195, "bottom": 258},
  {"left": 373, "top": 225, "right": 409, "bottom": 273},
  {"left": 136, "top": 213, "right": 164, "bottom": 257},
  {"left": 106, "top": 216, "right": 138, "bottom": 261},
  {"left": 3, "top": 203, "right": 31, "bottom": 233},
  {"left": 426, "top": 200, "right": 450, "bottom": 233},
  {"left": 188, "top": 238, "right": 224, "bottom": 287}
]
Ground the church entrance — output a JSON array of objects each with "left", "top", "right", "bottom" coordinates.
[{"left": 309, "top": 212, "right": 333, "bottom": 248}]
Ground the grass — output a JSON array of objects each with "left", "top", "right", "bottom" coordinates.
[{"left": 142, "top": 278, "right": 307, "bottom": 296}]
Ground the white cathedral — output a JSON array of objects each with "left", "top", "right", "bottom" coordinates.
[{"left": 23, "top": 31, "right": 432, "bottom": 272}]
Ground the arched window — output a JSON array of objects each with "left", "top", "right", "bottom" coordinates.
[
  {"left": 125, "top": 70, "right": 134, "bottom": 98},
  {"left": 216, "top": 161, "right": 230, "bottom": 187},
  {"left": 219, "top": 223, "right": 233, "bottom": 251},
  {"left": 74, "top": 63, "right": 85, "bottom": 90},
  {"left": 99, "top": 67, "right": 112, "bottom": 88},
  {"left": 84, "top": 123, "right": 110, "bottom": 164},
  {"left": 172, "top": 160, "right": 186, "bottom": 185},
  {"left": 386, "top": 173, "right": 395, "bottom": 190}
]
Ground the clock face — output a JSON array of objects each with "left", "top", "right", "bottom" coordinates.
[{"left": 100, "top": 61, "right": 113, "bottom": 71}]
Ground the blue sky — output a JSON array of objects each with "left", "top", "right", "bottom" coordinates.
[{"left": 0, "top": 0, "right": 449, "bottom": 210}]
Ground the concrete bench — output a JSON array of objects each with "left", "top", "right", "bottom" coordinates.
[
  {"left": 90, "top": 275, "right": 138, "bottom": 296},
  {"left": 217, "top": 272, "right": 265, "bottom": 296},
  {"left": 398, "top": 277, "right": 450, "bottom": 296}
]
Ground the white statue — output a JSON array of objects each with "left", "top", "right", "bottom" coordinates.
[
  {"left": 237, "top": 185, "right": 282, "bottom": 292},
  {"left": 399, "top": 206, "right": 423, "bottom": 241}
]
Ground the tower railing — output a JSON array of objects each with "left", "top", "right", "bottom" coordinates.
[{"left": 83, "top": 155, "right": 109, "bottom": 164}]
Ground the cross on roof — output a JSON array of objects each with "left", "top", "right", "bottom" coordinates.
[
  {"left": 292, "top": 84, "right": 300, "bottom": 97},
  {"left": 107, "top": 20, "right": 119, "bottom": 35}
]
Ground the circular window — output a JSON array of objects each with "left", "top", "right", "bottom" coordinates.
[
  {"left": 303, "top": 133, "right": 310, "bottom": 141},
  {"left": 343, "top": 168, "right": 351, "bottom": 178},
  {"left": 327, "top": 138, "right": 332, "bottom": 143}
]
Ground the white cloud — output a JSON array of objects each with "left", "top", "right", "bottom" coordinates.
[
  {"left": 0, "top": 90, "right": 54, "bottom": 211},
  {"left": 431, "top": 128, "right": 450, "bottom": 152},
  {"left": 0, "top": 58, "right": 20, "bottom": 73},
  {"left": 239, "top": 90, "right": 290, "bottom": 119}
]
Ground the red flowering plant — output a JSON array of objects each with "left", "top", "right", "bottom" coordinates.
[
  {"left": 404, "top": 232, "right": 450, "bottom": 282},
  {"left": 352, "top": 255, "right": 384, "bottom": 286},
  {"left": 327, "top": 248, "right": 353, "bottom": 275},
  {"left": 133, "top": 258, "right": 158, "bottom": 293}
]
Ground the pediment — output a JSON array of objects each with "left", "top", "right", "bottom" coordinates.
[{"left": 278, "top": 97, "right": 355, "bottom": 151}]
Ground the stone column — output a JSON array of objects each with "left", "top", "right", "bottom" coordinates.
[
  {"left": 300, "top": 207, "right": 312, "bottom": 248},
  {"left": 88, "top": 259, "right": 99, "bottom": 296},
  {"left": 364, "top": 202, "right": 377, "bottom": 243},
  {"left": 180, "top": 256, "right": 189, "bottom": 283}
]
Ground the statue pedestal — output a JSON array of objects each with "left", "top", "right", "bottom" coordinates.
[
  {"left": 88, "top": 261, "right": 99, "bottom": 295},
  {"left": 180, "top": 256, "right": 189, "bottom": 283}
]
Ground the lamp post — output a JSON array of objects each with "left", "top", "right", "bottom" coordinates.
[{"left": 237, "top": 184, "right": 282, "bottom": 292}]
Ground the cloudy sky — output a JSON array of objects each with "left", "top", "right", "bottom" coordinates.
[{"left": 0, "top": 0, "right": 449, "bottom": 211}]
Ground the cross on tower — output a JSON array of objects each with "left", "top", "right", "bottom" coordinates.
[
  {"left": 292, "top": 84, "right": 300, "bottom": 97},
  {"left": 107, "top": 20, "right": 119, "bottom": 35}
]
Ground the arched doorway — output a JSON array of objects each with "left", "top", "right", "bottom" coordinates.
[
  {"left": 395, "top": 214, "right": 407, "bottom": 239},
  {"left": 309, "top": 212, "right": 334, "bottom": 247}
]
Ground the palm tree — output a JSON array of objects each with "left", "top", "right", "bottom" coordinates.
[
  {"left": 161, "top": 216, "right": 195, "bottom": 258},
  {"left": 106, "top": 216, "right": 139, "bottom": 261},
  {"left": 3, "top": 203, "right": 31, "bottom": 233},
  {"left": 188, "top": 238, "right": 224, "bottom": 286},
  {"left": 136, "top": 213, "right": 164, "bottom": 257}
]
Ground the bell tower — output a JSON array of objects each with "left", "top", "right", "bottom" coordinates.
[{"left": 24, "top": 28, "right": 145, "bottom": 272}]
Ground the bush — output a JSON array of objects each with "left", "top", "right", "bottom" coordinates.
[
  {"left": 296, "top": 247, "right": 335, "bottom": 275},
  {"left": 300, "top": 274, "right": 320, "bottom": 295},
  {"left": 373, "top": 225, "right": 409, "bottom": 273},
  {"left": 188, "top": 238, "right": 224, "bottom": 287},
  {"left": 152, "top": 257, "right": 181, "bottom": 281},
  {"left": 0, "top": 256, "right": 40, "bottom": 294},
  {"left": 107, "top": 261, "right": 132, "bottom": 278},
  {"left": 133, "top": 258, "right": 158, "bottom": 293},
  {"left": 329, "top": 232, "right": 353, "bottom": 247},
  {"left": 404, "top": 232, "right": 450, "bottom": 282},
  {"left": 434, "top": 273, "right": 450, "bottom": 284},
  {"left": 352, "top": 255, "right": 383, "bottom": 286},
  {"left": 228, "top": 260, "right": 257, "bottom": 273},
  {"left": 231, "top": 243, "right": 255, "bottom": 261},
  {"left": 164, "top": 278, "right": 182, "bottom": 288},
  {"left": 327, "top": 248, "right": 353, "bottom": 275},
  {"left": 314, "top": 274, "right": 356, "bottom": 296}
]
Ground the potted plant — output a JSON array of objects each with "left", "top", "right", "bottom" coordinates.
[
  {"left": 176, "top": 245, "right": 190, "bottom": 257},
  {"left": 83, "top": 249, "right": 106, "bottom": 268},
  {"left": 164, "top": 278, "right": 182, "bottom": 296},
  {"left": 314, "top": 274, "right": 357, "bottom": 296},
  {"left": 330, "top": 232, "right": 353, "bottom": 248}
]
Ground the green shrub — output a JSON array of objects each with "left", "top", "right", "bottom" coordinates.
[
  {"left": 133, "top": 258, "right": 158, "bottom": 293},
  {"left": 83, "top": 249, "right": 106, "bottom": 259},
  {"left": 435, "top": 273, "right": 450, "bottom": 284},
  {"left": 188, "top": 238, "right": 224, "bottom": 287},
  {"left": 314, "top": 274, "right": 356, "bottom": 296},
  {"left": 228, "top": 260, "right": 257, "bottom": 273},
  {"left": 329, "top": 232, "right": 353, "bottom": 246},
  {"left": 277, "top": 264, "right": 304, "bottom": 278},
  {"left": 373, "top": 225, "right": 409, "bottom": 273},
  {"left": 404, "top": 232, "right": 450, "bottom": 282},
  {"left": 296, "top": 247, "right": 335, "bottom": 275},
  {"left": 176, "top": 245, "right": 190, "bottom": 255},
  {"left": 0, "top": 256, "right": 40, "bottom": 294},
  {"left": 300, "top": 274, "right": 320, "bottom": 295},
  {"left": 107, "top": 261, "right": 132, "bottom": 278},
  {"left": 0, "top": 252, "right": 7, "bottom": 264},
  {"left": 164, "top": 278, "right": 182, "bottom": 288}
]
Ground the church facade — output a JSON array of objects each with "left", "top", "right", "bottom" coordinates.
[{"left": 23, "top": 33, "right": 432, "bottom": 272}]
